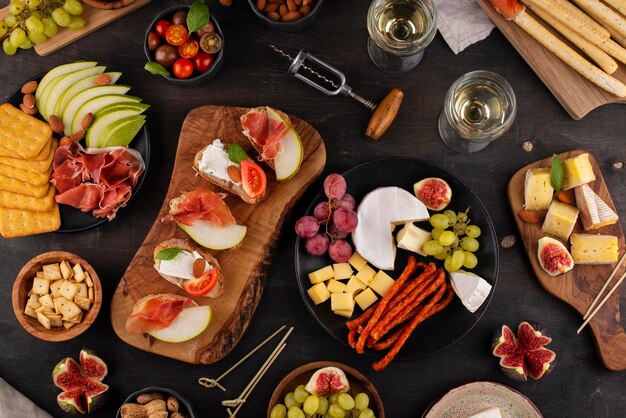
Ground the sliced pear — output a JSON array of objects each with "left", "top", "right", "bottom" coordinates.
[
  {"left": 85, "top": 106, "right": 148, "bottom": 148},
  {"left": 70, "top": 94, "right": 142, "bottom": 136},
  {"left": 265, "top": 107, "right": 303, "bottom": 181},
  {"left": 56, "top": 72, "right": 122, "bottom": 118},
  {"left": 62, "top": 86, "right": 132, "bottom": 135},
  {"left": 35, "top": 61, "right": 98, "bottom": 113},
  {"left": 41, "top": 66, "right": 106, "bottom": 121},
  {"left": 99, "top": 115, "right": 146, "bottom": 148},
  {"left": 148, "top": 305, "right": 212, "bottom": 343},
  {"left": 178, "top": 220, "right": 247, "bottom": 250},
  {"left": 94, "top": 102, "right": 149, "bottom": 119}
]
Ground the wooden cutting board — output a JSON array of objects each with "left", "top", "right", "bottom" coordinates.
[
  {"left": 476, "top": 0, "right": 626, "bottom": 119},
  {"left": 508, "top": 150, "right": 626, "bottom": 371},
  {"left": 0, "top": 0, "right": 151, "bottom": 57},
  {"left": 110, "top": 105, "right": 326, "bottom": 364}
]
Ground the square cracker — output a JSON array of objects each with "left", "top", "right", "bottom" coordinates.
[
  {"left": 0, "top": 163, "right": 52, "bottom": 186},
  {"left": 0, "top": 185, "right": 55, "bottom": 212},
  {"left": 0, "top": 135, "right": 53, "bottom": 162},
  {"left": 0, "top": 103, "right": 52, "bottom": 159},
  {"left": 0, "top": 202, "right": 60, "bottom": 238},
  {"left": 0, "top": 173, "right": 49, "bottom": 197},
  {"left": 0, "top": 138, "right": 57, "bottom": 173}
]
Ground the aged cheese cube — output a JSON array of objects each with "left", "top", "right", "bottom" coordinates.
[
  {"left": 37, "top": 312, "right": 51, "bottom": 330},
  {"left": 333, "top": 309, "right": 354, "bottom": 318},
  {"left": 308, "top": 265, "right": 334, "bottom": 284},
  {"left": 369, "top": 270, "right": 395, "bottom": 297},
  {"left": 72, "top": 263, "right": 86, "bottom": 282},
  {"left": 59, "top": 280, "right": 78, "bottom": 301},
  {"left": 50, "top": 280, "right": 64, "bottom": 298},
  {"left": 570, "top": 234, "right": 619, "bottom": 264},
  {"left": 333, "top": 263, "right": 353, "bottom": 281},
  {"left": 76, "top": 283, "right": 88, "bottom": 299},
  {"left": 348, "top": 252, "right": 368, "bottom": 271},
  {"left": 524, "top": 168, "right": 554, "bottom": 211},
  {"left": 60, "top": 261, "right": 74, "bottom": 280},
  {"left": 43, "top": 263, "right": 62, "bottom": 281},
  {"left": 562, "top": 153, "right": 596, "bottom": 190},
  {"left": 345, "top": 276, "right": 368, "bottom": 295},
  {"left": 355, "top": 264, "right": 376, "bottom": 285},
  {"left": 575, "top": 185, "right": 618, "bottom": 230},
  {"left": 326, "top": 279, "right": 347, "bottom": 294},
  {"left": 354, "top": 288, "right": 378, "bottom": 311},
  {"left": 74, "top": 296, "right": 91, "bottom": 311},
  {"left": 27, "top": 294, "right": 41, "bottom": 310},
  {"left": 307, "top": 282, "right": 331, "bottom": 305},
  {"left": 542, "top": 200, "right": 579, "bottom": 241},
  {"left": 39, "top": 294, "right": 54, "bottom": 310},
  {"left": 331, "top": 293, "right": 354, "bottom": 312},
  {"left": 32, "top": 278, "right": 50, "bottom": 295}
]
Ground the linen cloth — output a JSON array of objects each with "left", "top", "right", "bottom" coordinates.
[
  {"left": 0, "top": 378, "right": 52, "bottom": 418},
  {"left": 434, "top": 0, "right": 495, "bottom": 54}
]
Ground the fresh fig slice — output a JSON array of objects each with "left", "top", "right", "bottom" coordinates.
[
  {"left": 537, "top": 236, "right": 574, "bottom": 277},
  {"left": 80, "top": 349, "right": 108, "bottom": 381},
  {"left": 57, "top": 388, "right": 88, "bottom": 415},
  {"left": 52, "top": 351, "right": 109, "bottom": 414},
  {"left": 413, "top": 177, "right": 452, "bottom": 211},
  {"left": 304, "top": 367, "right": 350, "bottom": 397}
]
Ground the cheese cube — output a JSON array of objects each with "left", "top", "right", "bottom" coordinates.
[
  {"left": 348, "top": 252, "right": 368, "bottom": 271},
  {"left": 308, "top": 265, "right": 334, "bottom": 284},
  {"left": 562, "top": 153, "right": 596, "bottom": 190},
  {"left": 369, "top": 270, "right": 395, "bottom": 297},
  {"left": 60, "top": 261, "right": 74, "bottom": 280},
  {"left": 575, "top": 185, "right": 618, "bottom": 230},
  {"left": 524, "top": 168, "right": 554, "bottom": 210},
  {"left": 326, "top": 279, "right": 347, "bottom": 294},
  {"left": 331, "top": 293, "right": 354, "bottom": 312},
  {"left": 307, "top": 282, "right": 331, "bottom": 305},
  {"left": 43, "top": 263, "right": 62, "bottom": 281},
  {"left": 570, "top": 234, "right": 619, "bottom": 264},
  {"left": 354, "top": 288, "right": 378, "bottom": 311},
  {"left": 332, "top": 263, "right": 353, "bottom": 280},
  {"left": 396, "top": 223, "right": 431, "bottom": 256},
  {"left": 542, "top": 200, "right": 579, "bottom": 241},
  {"left": 32, "top": 278, "right": 50, "bottom": 295},
  {"left": 72, "top": 263, "right": 86, "bottom": 282},
  {"left": 355, "top": 264, "right": 376, "bottom": 285},
  {"left": 345, "top": 276, "right": 368, "bottom": 295},
  {"left": 334, "top": 309, "right": 354, "bottom": 318}
]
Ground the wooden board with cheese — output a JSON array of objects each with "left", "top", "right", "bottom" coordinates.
[{"left": 508, "top": 150, "right": 626, "bottom": 371}]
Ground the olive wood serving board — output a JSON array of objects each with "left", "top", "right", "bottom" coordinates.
[
  {"left": 0, "top": 0, "right": 151, "bottom": 57},
  {"left": 476, "top": 0, "right": 626, "bottom": 119},
  {"left": 508, "top": 150, "right": 626, "bottom": 371},
  {"left": 110, "top": 105, "right": 326, "bottom": 364}
]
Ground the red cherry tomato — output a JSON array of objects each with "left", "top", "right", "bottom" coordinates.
[
  {"left": 182, "top": 269, "right": 219, "bottom": 297},
  {"left": 241, "top": 160, "right": 267, "bottom": 199},
  {"left": 178, "top": 39, "right": 199, "bottom": 59},
  {"left": 165, "top": 24, "right": 189, "bottom": 46},
  {"left": 147, "top": 32, "right": 160, "bottom": 51},
  {"left": 154, "top": 19, "right": 171, "bottom": 38},
  {"left": 172, "top": 58, "right": 194, "bottom": 79},
  {"left": 193, "top": 52, "right": 214, "bottom": 73}
]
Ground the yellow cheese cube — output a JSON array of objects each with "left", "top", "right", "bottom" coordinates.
[
  {"left": 355, "top": 264, "right": 376, "bottom": 285},
  {"left": 345, "top": 276, "right": 368, "bottom": 295},
  {"left": 326, "top": 279, "right": 347, "bottom": 294},
  {"left": 369, "top": 270, "right": 395, "bottom": 297},
  {"left": 333, "top": 263, "right": 353, "bottom": 280},
  {"left": 331, "top": 293, "right": 355, "bottom": 312},
  {"left": 542, "top": 200, "right": 579, "bottom": 241},
  {"left": 570, "top": 234, "right": 619, "bottom": 264},
  {"left": 348, "top": 252, "right": 368, "bottom": 271},
  {"left": 334, "top": 309, "right": 354, "bottom": 318},
  {"left": 308, "top": 265, "right": 334, "bottom": 284},
  {"left": 562, "top": 153, "right": 596, "bottom": 190},
  {"left": 524, "top": 168, "right": 554, "bottom": 211},
  {"left": 354, "top": 288, "right": 378, "bottom": 311},
  {"left": 307, "top": 282, "right": 331, "bottom": 305}
]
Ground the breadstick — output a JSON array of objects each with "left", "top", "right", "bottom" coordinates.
[{"left": 571, "top": 0, "right": 626, "bottom": 39}]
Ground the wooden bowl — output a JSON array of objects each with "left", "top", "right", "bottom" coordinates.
[
  {"left": 12, "top": 251, "right": 102, "bottom": 342},
  {"left": 83, "top": 0, "right": 137, "bottom": 9},
  {"left": 267, "top": 361, "right": 385, "bottom": 417}
]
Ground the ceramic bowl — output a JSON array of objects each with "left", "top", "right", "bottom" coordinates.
[
  {"left": 117, "top": 386, "right": 196, "bottom": 418},
  {"left": 248, "top": 0, "right": 324, "bottom": 32},
  {"left": 12, "top": 251, "right": 102, "bottom": 342}
]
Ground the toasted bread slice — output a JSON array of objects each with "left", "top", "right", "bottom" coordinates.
[
  {"left": 240, "top": 106, "right": 292, "bottom": 170},
  {"left": 153, "top": 238, "right": 224, "bottom": 299}
]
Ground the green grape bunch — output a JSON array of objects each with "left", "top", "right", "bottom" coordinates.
[
  {"left": 1, "top": 0, "right": 85, "bottom": 56},
  {"left": 271, "top": 385, "right": 376, "bottom": 418}
]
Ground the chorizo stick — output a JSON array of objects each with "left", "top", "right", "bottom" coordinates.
[{"left": 346, "top": 301, "right": 378, "bottom": 330}]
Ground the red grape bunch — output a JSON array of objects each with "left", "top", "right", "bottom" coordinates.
[{"left": 295, "top": 173, "right": 358, "bottom": 262}]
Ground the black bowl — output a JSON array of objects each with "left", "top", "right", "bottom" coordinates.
[
  {"left": 144, "top": 5, "right": 225, "bottom": 85},
  {"left": 247, "top": 0, "right": 324, "bottom": 32},
  {"left": 116, "top": 386, "right": 196, "bottom": 418}
]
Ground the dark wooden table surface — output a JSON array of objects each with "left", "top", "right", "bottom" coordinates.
[{"left": 1, "top": 1, "right": 625, "bottom": 417}]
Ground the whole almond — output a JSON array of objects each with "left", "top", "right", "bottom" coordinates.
[
  {"left": 49, "top": 115, "right": 64, "bottom": 133},
  {"left": 555, "top": 190, "right": 575, "bottom": 206},
  {"left": 256, "top": 0, "right": 267, "bottom": 10},
  {"left": 227, "top": 165, "right": 242, "bottom": 183},
  {"left": 81, "top": 112, "right": 93, "bottom": 130},
  {"left": 518, "top": 209, "right": 545, "bottom": 224},
  {"left": 302, "top": 0, "right": 311, "bottom": 5},
  {"left": 300, "top": 5, "right": 311, "bottom": 15},
  {"left": 267, "top": 11, "right": 280, "bottom": 21},
  {"left": 59, "top": 136, "right": 72, "bottom": 147},
  {"left": 69, "top": 129, "right": 85, "bottom": 142},
  {"left": 294, "top": 0, "right": 302, "bottom": 5},
  {"left": 279, "top": 5, "right": 289, "bottom": 15},
  {"left": 193, "top": 259, "right": 206, "bottom": 278},
  {"left": 19, "top": 103, "right": 37, "bottom": 115},
  {"left": 218, "top": 0, "right": 232, "bottom": 6},
  {"left": 93, "top": 74, "right": 112, "bottom": 86},
  {"left": 282, "top": 11, "right": 302, "bottom": 21},
  {"left": 21, "top": 80, "right": 38, "bottom": 94},
  {"left": 287, "top": 0, "right": 297, "bottom": 12},
  {"left": 264, "top": 3, "right": 279, "bottom": 12},
  {"left": 23, "top": 94, "right": 36, "bottom": 108}
]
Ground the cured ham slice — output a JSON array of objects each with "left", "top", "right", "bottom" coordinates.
[
  {"left": 162, "top": 187, "right": 236, "bottom": 227},
  {"left": 125, "top": 294, "right": 197, "bottom": 334},
  {"left": 241, "top": 107, "right": 289, "bottom": 161}
]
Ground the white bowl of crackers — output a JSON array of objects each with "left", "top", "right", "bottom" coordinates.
[{"left": 12, "top": 251, "right": 102, "bottom": 341}]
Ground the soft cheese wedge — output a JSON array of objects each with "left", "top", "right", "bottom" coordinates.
[
  {"left": 570, "top": 234, "right": 619, "bottom": 264},
  {"left": 352, "top": 187, "right": 429, "bottom": 270},
  {"left": 574, "top": 184, "right": 618, "bottom": 230},
  {"left": 449, "top": 270, "right": 492, "bottom": 313},
  {"left": 396, "top": 222, "right": 431, "bottom": 256}
]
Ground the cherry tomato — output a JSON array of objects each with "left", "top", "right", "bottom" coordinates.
[
  {"left": 165, "top": 24, "right": 188, "bottom": 46},
  {"left": 154, "top": 19, "right": 171, "bottom": 38},
  {"left": 199, "top": 32, "right": 222, "bottom": 54},
  {"left": 193, "top": 52, "right": 214, "bottom": 73},
  {"left": 147, "top": 32, "right": 160, "bottom": 51},
  {"left": 178, "top": 39, "right": 198, "bottom": 59},
  {"left": 172, "top": 57, "right": 194, "bottom": 79},
  {"left": 183, "top": 269, "right": 219, "bottom": 297},
  {"left": 172, "top": 10, "right": 187, "bottom": 26},
  {"left": 195, "top": 22, "right": 215, "bottom": 38},
  {"left": 241, "top": 160, "right": 267, "bottom": 198}
]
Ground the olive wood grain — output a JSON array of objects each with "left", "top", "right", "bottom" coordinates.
[
  {"left": 110, "top": 105, "right": 326, "bottom": 364},
  {"left": 476, "top": 0, "right": 626, "bottom": 120},
  {"left": 508, "top": 150, "right": 626, "bottom": 371},
  {"left": 0, "top": 0, "right": 151, "bottom": 57}
]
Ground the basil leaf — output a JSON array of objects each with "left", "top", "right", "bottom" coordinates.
[
  {"left": 155, "top": 247, "right": 183, "bottom": 260},
  {"left": 144, "top": 62, "right": 170, "bottom": 77},
  {"left": 228, "top": 144, "right": 249, "bottom": 164},
  {"left": 550, "top": 154, "right": 564, "bottom": 192},
  {"left": 187, "top": 1, "right": 210, "bottom": 33}
]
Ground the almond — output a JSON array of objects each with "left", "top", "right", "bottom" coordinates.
[
  {"left": 93, "top": 74, "right": 112, "bottom": 86},
  {"left": 264, "top": 3, "right": 279, "bottom": 12},
  {"left": 23, "top": 94, "right": 36, "bottom": 108},
  {"left": 218, "top": 0, "right": 232, "bottom": 6},
  {"left": 21, "top": 80, "right": 38, "bottom": 94},
  {"left": 267, "top": 11, "right": 280, "bottom": 20},
  {"left": 69, "top": 129, "right": 85, "bottom": 142},
  {"left": 227, "top": 165, "right": 242, "bottom": 183},
  {"left": 81, "top": 112, "right": 93, "bottom": 130},
  {"left": 300, "top": 5, "right": 311, "bottom": 15},
  {"left": 555, "top": 190, "right": 575, "bottom": 206},
  {"left": 518, "top": 209, "right": 545, "bottom": 224},
  {"left": 279, "top": 4, "right": 288, "bottom": 15},
  {"left": 287, "top": 0, "right": 297, "bottom": 12},
  {"left": 282, "top": 11, "right": 302, "bottom": 21},
  {"left": 49, "top": 115, "right": 64, "bottom": 134},
  {"left": 256, "top": 0, "right": 267, "bottom": 10},
  {"left": 193, "top": 259, "right": 206, "bottom": 278},
  {"left": 19, "top": 103, "right": 37, "bottom": 115},
  {"left": 59, "top": 136, "right": 72, "bottom": 147}
]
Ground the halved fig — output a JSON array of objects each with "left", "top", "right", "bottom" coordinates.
[
  {"left": 304, "top": 366, "right": 350, "bottom": 396},
  {"left": 52, "top": 352, "right": 109, "bottom": 414},
  {"left": 79, "top": 349, "right": 108, "bottom": 381},
  {"left": 413, "top": 177, "right": 451, "bottom": 211},
  {"left": 537, "top": 236, "right": 574, "bottom": 277}
]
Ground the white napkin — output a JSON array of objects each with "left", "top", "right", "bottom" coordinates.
[
  {"left": 0, "top": 378, "right": 52, "bottom": 418},
  {"left": 434, "top": 0, "right": 495, "bottom": 54}
]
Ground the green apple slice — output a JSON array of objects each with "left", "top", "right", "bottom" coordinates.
[
  {"left": 85, "top": 107, "right": 148, "bottom": 148},
  {"left": 62, "top": 85, "right": 132, "bottom": 135},
  {"left": 35, "top": 61, "right": 98, "bottom": 115},
  {"left": 98, "top": 115, "right": 146, "bottom": 148},
  {"left": 56, "top": 72, "right": 122, "bottom": 119},
  {"left": 178, "top": 220, "right": 247, "bottom": 250},
  {"left": 41, "top": 66, "right": 106, "bottom": 121},
  {"left": 70, "top": 94, "right": 142, "bottom": 136},
  {"left": 265, "top": 107, "right": 303, "bottom": 181},
  {"left": 148, "top": 305, "right": 212, "bottom": 343}
]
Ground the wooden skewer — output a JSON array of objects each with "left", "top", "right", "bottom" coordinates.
[
  {"left": 583, "top": 252, "right": 626, "bottom": 320},
  {"left": 577, "top": 270, "right": 626, "bottom": 334}
]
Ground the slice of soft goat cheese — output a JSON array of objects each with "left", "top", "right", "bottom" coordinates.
[
  {"left": 157, "top": 251, "right": 206, "bottom": 280},
  {"left": 468, "top": 407, "right": 501, "bottom": 418},
  {"left": 198, "top": 139, "right": 239, "bottom": 183},
  {"left": 352, "top": 187, "right": 429, "bottom": 270},
  {"left": 449, "top": 270, "right": 492, "bottom": 313}
]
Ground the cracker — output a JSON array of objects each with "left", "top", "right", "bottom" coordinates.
[
  {"left": 0, "top": 185, "right": 55, "bottom": 212},
  {"left": 0, "top": 136, "right": 54, "bottom": 164},
  {"left": 0, "top": 173, "right": 49, "bottom": 197},
  {"left": 0, "top": 104, "right": 52, "bottom": 159},
  {"left": 0, "top": 202, "right": 60, "bottom": 238},
  {"left": 0, "top": 162, "right": 52, "bottom": 186}
]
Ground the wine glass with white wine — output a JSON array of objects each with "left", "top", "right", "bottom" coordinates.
[{"left": 367, "top": 0, "right": 438, "bottom": 73}]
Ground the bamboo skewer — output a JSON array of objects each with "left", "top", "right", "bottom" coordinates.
[
  {"left": 582, "top": 252, "right": 626, "bottom": 320},
  {"left": 578, "top": 270, "right": 626, "bottom": 334}
]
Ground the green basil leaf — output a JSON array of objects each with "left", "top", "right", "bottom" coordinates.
[
  {"left": 228, "top": 144, "right": 249, "bottom": 164},
  {"left": 550, "top": 154, "right": 564, "bottom": 192},
  {"left": 155, "top": 247, "right": 183, "bottom": 260},
  {"left": 144, "top": 62, "right": 170, "bottom": 77},
  {"left": 187, "top": 1, "right": 210, "bottom": 34}
]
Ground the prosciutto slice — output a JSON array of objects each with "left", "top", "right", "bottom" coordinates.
[
  {"left": 240, "top": 107, "right": 289, "bottom": 160},
  {"left": 125, "top": 294, "right": 197, "bottom": 334},
  {"left": 51, "top": 143, "right": 145, "bottom": 220},
  {"left": 162, "top": 187, "right": 236, "bottom": 227}
]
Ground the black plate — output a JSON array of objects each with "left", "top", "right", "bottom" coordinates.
[
  {"left": 5, "top": 74, "right": 150, "bottom": 233},
  {"left": 295, "top": 158, "right": 499, "bottom": 359}
]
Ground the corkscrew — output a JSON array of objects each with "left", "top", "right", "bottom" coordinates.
[{"left": 270, "top": 45, "right": 404, "bottom": 140}]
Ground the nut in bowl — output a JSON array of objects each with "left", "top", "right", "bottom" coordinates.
[
  {"left": 248, "top": 0, "right": 324, "bottom": 32},
  {"left": 117, "top": 386, "right": 196, "bottom": 418},
  {"left": 12, "top": 251, "right": 102, "bottom": 342}
]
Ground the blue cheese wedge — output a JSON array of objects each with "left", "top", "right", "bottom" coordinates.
[{"left": 450, "top": 270, "right": 492, "bottom": 313}]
